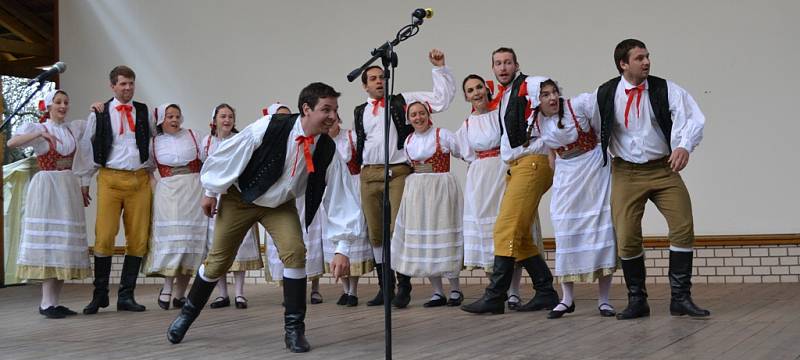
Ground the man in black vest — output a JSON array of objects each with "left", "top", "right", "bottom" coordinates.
[
  {"left": 73, "top": 65, "right": 153, "bottom": 314},
  {"left": 354, "top": 49, "right": 455, "bottom": 308},
  {"left": 462, "top": 47, "right": 559, "bottom": 315},
  {"left": 595, "top": 39, "right": 708, "bottom": 319},
  {"left": 167, "top": 83, "right": 361, "bottom": 353}
]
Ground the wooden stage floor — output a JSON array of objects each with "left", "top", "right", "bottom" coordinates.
[{"left": 1, "top": 283, "right": 799, "bottom": 359}]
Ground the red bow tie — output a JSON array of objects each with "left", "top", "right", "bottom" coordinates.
[
  {"left": 115, "top": 104, "right": 135, "bottom": 135},
  {"left": 291, "top": 135, "right": 315, "bottom": 177},
  {"left": 624, "top": 83, "right": 646, "bottom": 129},
  {"left": 371, "top": 98, "right": 385, "bottom": 116}
]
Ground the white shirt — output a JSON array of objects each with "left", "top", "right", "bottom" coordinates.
[
  {"left": 497, "top": 73, "right": 549, "bottom": 162},
  {"left": 361, "top": 66, "right": 456, "bottom": 165},
  {"left": 537, "top": 93, "right": 596, "bottom": 150},
  {"left": 73, "top": 97, "right": 155, "bottom": 186},
  {"left": 454, "top": 109, "right": 503, "bottom": 163},
  {"left": 404, "top": 127, "right": 461, "bottom": 162},
  {"left": 153, "top": 129, "right": 202, "bottom": 167},
  {"left": 200, "top": 115, "right": 362, "bottom": 256},
  {"left": 595, "top": 77, "right": 705, "bottom": 163},
  {"left": 14, "top": 119, "right": 85, "bottom": 157},
  {"left": 332, "top": 129, "right": 356, "bottom": 163}
]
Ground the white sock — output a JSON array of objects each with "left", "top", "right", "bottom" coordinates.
[
  {"left": 214, "top": 275, "right": 229, "bottom": 298},
  {"left": 446, "top": 275, "right": 461, "bottom": 297},
  {"left": 349, "top": 276, "right": 359, "bottom": 297},
  {"left": 311, "top": 278, "right": 320, "bottom": 292},
  {"left": 341, "top": 277, "right": 351, "bottom": 294},
  {"left": 174, "top": 275, "right": 190, "bottom": 299},
  {"left": 162, "top": 277, "right": 175, "bottom": 300},
  {"left": 372, "top": 246, "right": 384, "bottom": 264},
  {"left": 597, "top": 275, "right": 613, "bottom": 310},
  {"left": 554, "top": 281, "right": 574, "bottom": 311},
  {"left": 670, "top": 245, "right": 693, "bottom": 252},
  {"left": 233, "top": 271, "right": 246, "bottom": 298},
  {"left": 429, "top": 276, "right": 445, "bottom": 299},
  {"left": 53, "top": 279, "right": 64, "bottom": 307},
  {"left": 283, "top": 267, "right": 306, "bottom": 280},
  {"left": 40, "top": 278, "right": 57, "bottom": 308}
]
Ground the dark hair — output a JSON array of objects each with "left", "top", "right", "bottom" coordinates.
[
  {"left": 614, "top": 39, "right": 647, "bottom": 74},
  {"left": 361, "top": 65, "right": 383, "bottom": 85},
  {"left": 533, "top": 79, "right": 565, "bottom": 129},
  {"left": 211, "top": 103, "right": 239, "bottom": 137},
  {"left": 491, "top": 47, "right": 518, "bottom": 65},
  {"left": 461, "top": 74, "right": 493, "bottom": 103},
  {"left": 156, "top": 104, "right": 182, "bottom": 134},
  {"left": 109, "top": 65, "right": 136, "bottom": 85},
  {"left": 298, "top": 82, "right": 341, "bottom": 113}
]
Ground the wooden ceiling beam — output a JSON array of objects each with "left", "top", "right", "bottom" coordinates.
[
  {"left": 0, "top": 1, "right": 53, "bottom": 41},
  {"left": 0, "top": 38, "right": 51, "bottom": 57},
  {"left": 0, "top": 56, "right": 54, "bottom": 77},
  {"left": 0, "top": 6, "right": 47, "bottom": 44}
]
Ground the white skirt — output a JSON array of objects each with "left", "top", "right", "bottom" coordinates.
[
  {"left": 207, "top": 214, "right": 263, "bottom": 272},
  {"left": 322, "top": 174, "right": 374, "bottom": 276},
  {"left": 146, "top": 173, "right": 208, "bottom": 277},
  {"left": 264, "top": 197, "right": 325, "bottom": 281},
  {"left": 462, "top": 156, "right": 506, "bottom": 270},
  {"left": 391, "top": 173, "right": 463, "bottom": 277},
  {"left": 550, "top": 146, "right": 616, "bottom": 280},
  {"left": 16, "top": 170, "right": 90, "bottom": 280}
]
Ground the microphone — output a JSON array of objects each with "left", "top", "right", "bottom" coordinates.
[
  {"left": 27, "top": 62, "right": 66, "bottom": 86},
  {"left": 412, "top": 8, "right": 433, "bottom": 20}
]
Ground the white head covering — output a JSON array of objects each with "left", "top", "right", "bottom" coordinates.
[
  {"left": 262, "top": 102, "right": 291, "bottom": 116},
  {"left": 38, "top": 89, "right": 66, "bottom": 122},
  {"left": 526, "top": 76, "right": 558, "bottom": 109},
  {"left": 153, "top": 103, "right": 182, "bottom": 127}
]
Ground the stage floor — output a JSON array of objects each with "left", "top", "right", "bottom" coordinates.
[{"left": 1, "top": 282, "right": 799, "bottom": 359}]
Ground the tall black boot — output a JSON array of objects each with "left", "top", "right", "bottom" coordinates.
[
  {"left": 461, "top": 256, "right": 515, "bottom": 314},
  {"left": 167, "top": 275, "right": 217, "bottom": 344},
  {"left": 517, "top": 255, "right": 559, "bottom": 312},
  {"left": 616, "top": 256, "right": 650, "bottom": 320},
  {"left": 669, "top": 251, "right": 710, "bottom": 317},
  {"left": 83, "top": 256, "right": 112, "bottom": 314},
  {"left": 283, "top": 277, "right": 311, "bottom": 353},
  {"left": 367, "top": 264, "right": 395, "bottom": 306},
  {"left": 392, "top": 273, "right": 412, "bottom": 308},
  {"left": 117, "top": 255, "right": 146, "bottom": 312}
]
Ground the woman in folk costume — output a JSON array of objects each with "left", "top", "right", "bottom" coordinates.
[
  {"left": 202, "top": 103, "right": 263, "bottom": 309},
  {"left": 8, "top": 89, "right": 90, "bottom": 318},
  {"left": 145, "top": 103, "right": 208, "bottom": 310},
  {"left": 529, "top": 79, "right": 617, "bottom": 319},
  {"left": 455, "top": 75, "right": 542, "bottom": 310},
  {"left": 391, "top": 101, "right": 464, "bottom": 308},
  {"left": 324, "top": 113, "right": 374, "bottom": 307},
  {"left": 262, "top": 103, "right": 326, "bottom": 304}
]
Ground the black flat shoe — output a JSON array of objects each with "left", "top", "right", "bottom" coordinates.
[
  {"left": 309, "top": 291, "right": 323, "bottom": 304},
  {"left": 54, "top": 305, "right": 78, "bottom": 316},
  {"left": 598, "top": 303, "right": 616, "bottom": 317},
  {"left": 507, "top": 294, "right": 521, "bottom": 310},
  {"left": 235, "top": 296, "right": 248, "bottom": 309},
  {"left": 547, "top": 302, "right": 575, "bottom": 319},
  {"left": 336, "top": 293, "right": 349, "bottom": 306},
  {"left": 158, "top": 288, "right": 171, "bottom": 310},
  {"left": 173, "top": 297, "right": 186, "bottom": 309},
  {"left": 423, "top": 294, "right": 447, "bottom": 308},
  {"left": 446, "top": 291, "right": 464, "bottom": 307},
  {"left": 39, "top": 306, "right": 66, "bottom": 319},
  {"left": 209, "top": 296, "right": 230, "bottom": 309},
  {"left": 346, "top": 295, "right": 359, "bottom": 307}
]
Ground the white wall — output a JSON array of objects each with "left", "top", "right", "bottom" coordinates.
[{"left": 59, "top": 0, "right": 800, "bottom": 245}]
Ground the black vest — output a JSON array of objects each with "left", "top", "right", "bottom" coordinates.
[
  {"left": 353, "top": 94, "right": 410, "bottom": 165},
  {"left": 92, "top": 99, "right": 151, "bottom": 166},
  {"left": 597, "top": 75, "right": 671, "bottom": 166},
  {"left": 237, "top": 114, "right": 336, "bottom": 228},
  {"left": 499, "top": 73, "right": 531, "bottom": 148}
]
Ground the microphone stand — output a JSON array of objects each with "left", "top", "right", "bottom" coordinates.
[
  {"left": 346, "top": 15, "right": 425, "bottom": 360},
  {"left": 0, "top": 80, "right": 48, "bottom": 132}
]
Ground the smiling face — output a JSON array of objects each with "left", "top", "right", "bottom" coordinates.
[
  {"left": 214, "top": 106, "right": 235, "bottom": 138},
  {"left": 162, "top": 106, "right": 182, "bottom": 134},
  {"left": 463, "top": 78, "right": 489, "bottom": 111},
  {"left": 492, "top": 51, "right": 519, "bottom": 86},
  {"left": 301, "top": 97, "right": 339, "bottom": 136},
  {"left": 407, "top": 102, "right": 432, "bottom": 133},
  {"left": 538, "top": 83, "right": 560, "bottom": 117},
  {"left": 111, "top": 75, "right": 135, "bottom": 103},
  {"left": 49, "top": 92, "right": 69, "bottom": 122}
]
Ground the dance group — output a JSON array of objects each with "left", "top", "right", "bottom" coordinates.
[{"left": 10, "top": 38, "right": 709, "bottom": 353}]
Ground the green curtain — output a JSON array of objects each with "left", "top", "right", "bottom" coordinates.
[{"left": 3, "top": 156, "right": 38, "bottom": 285}]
